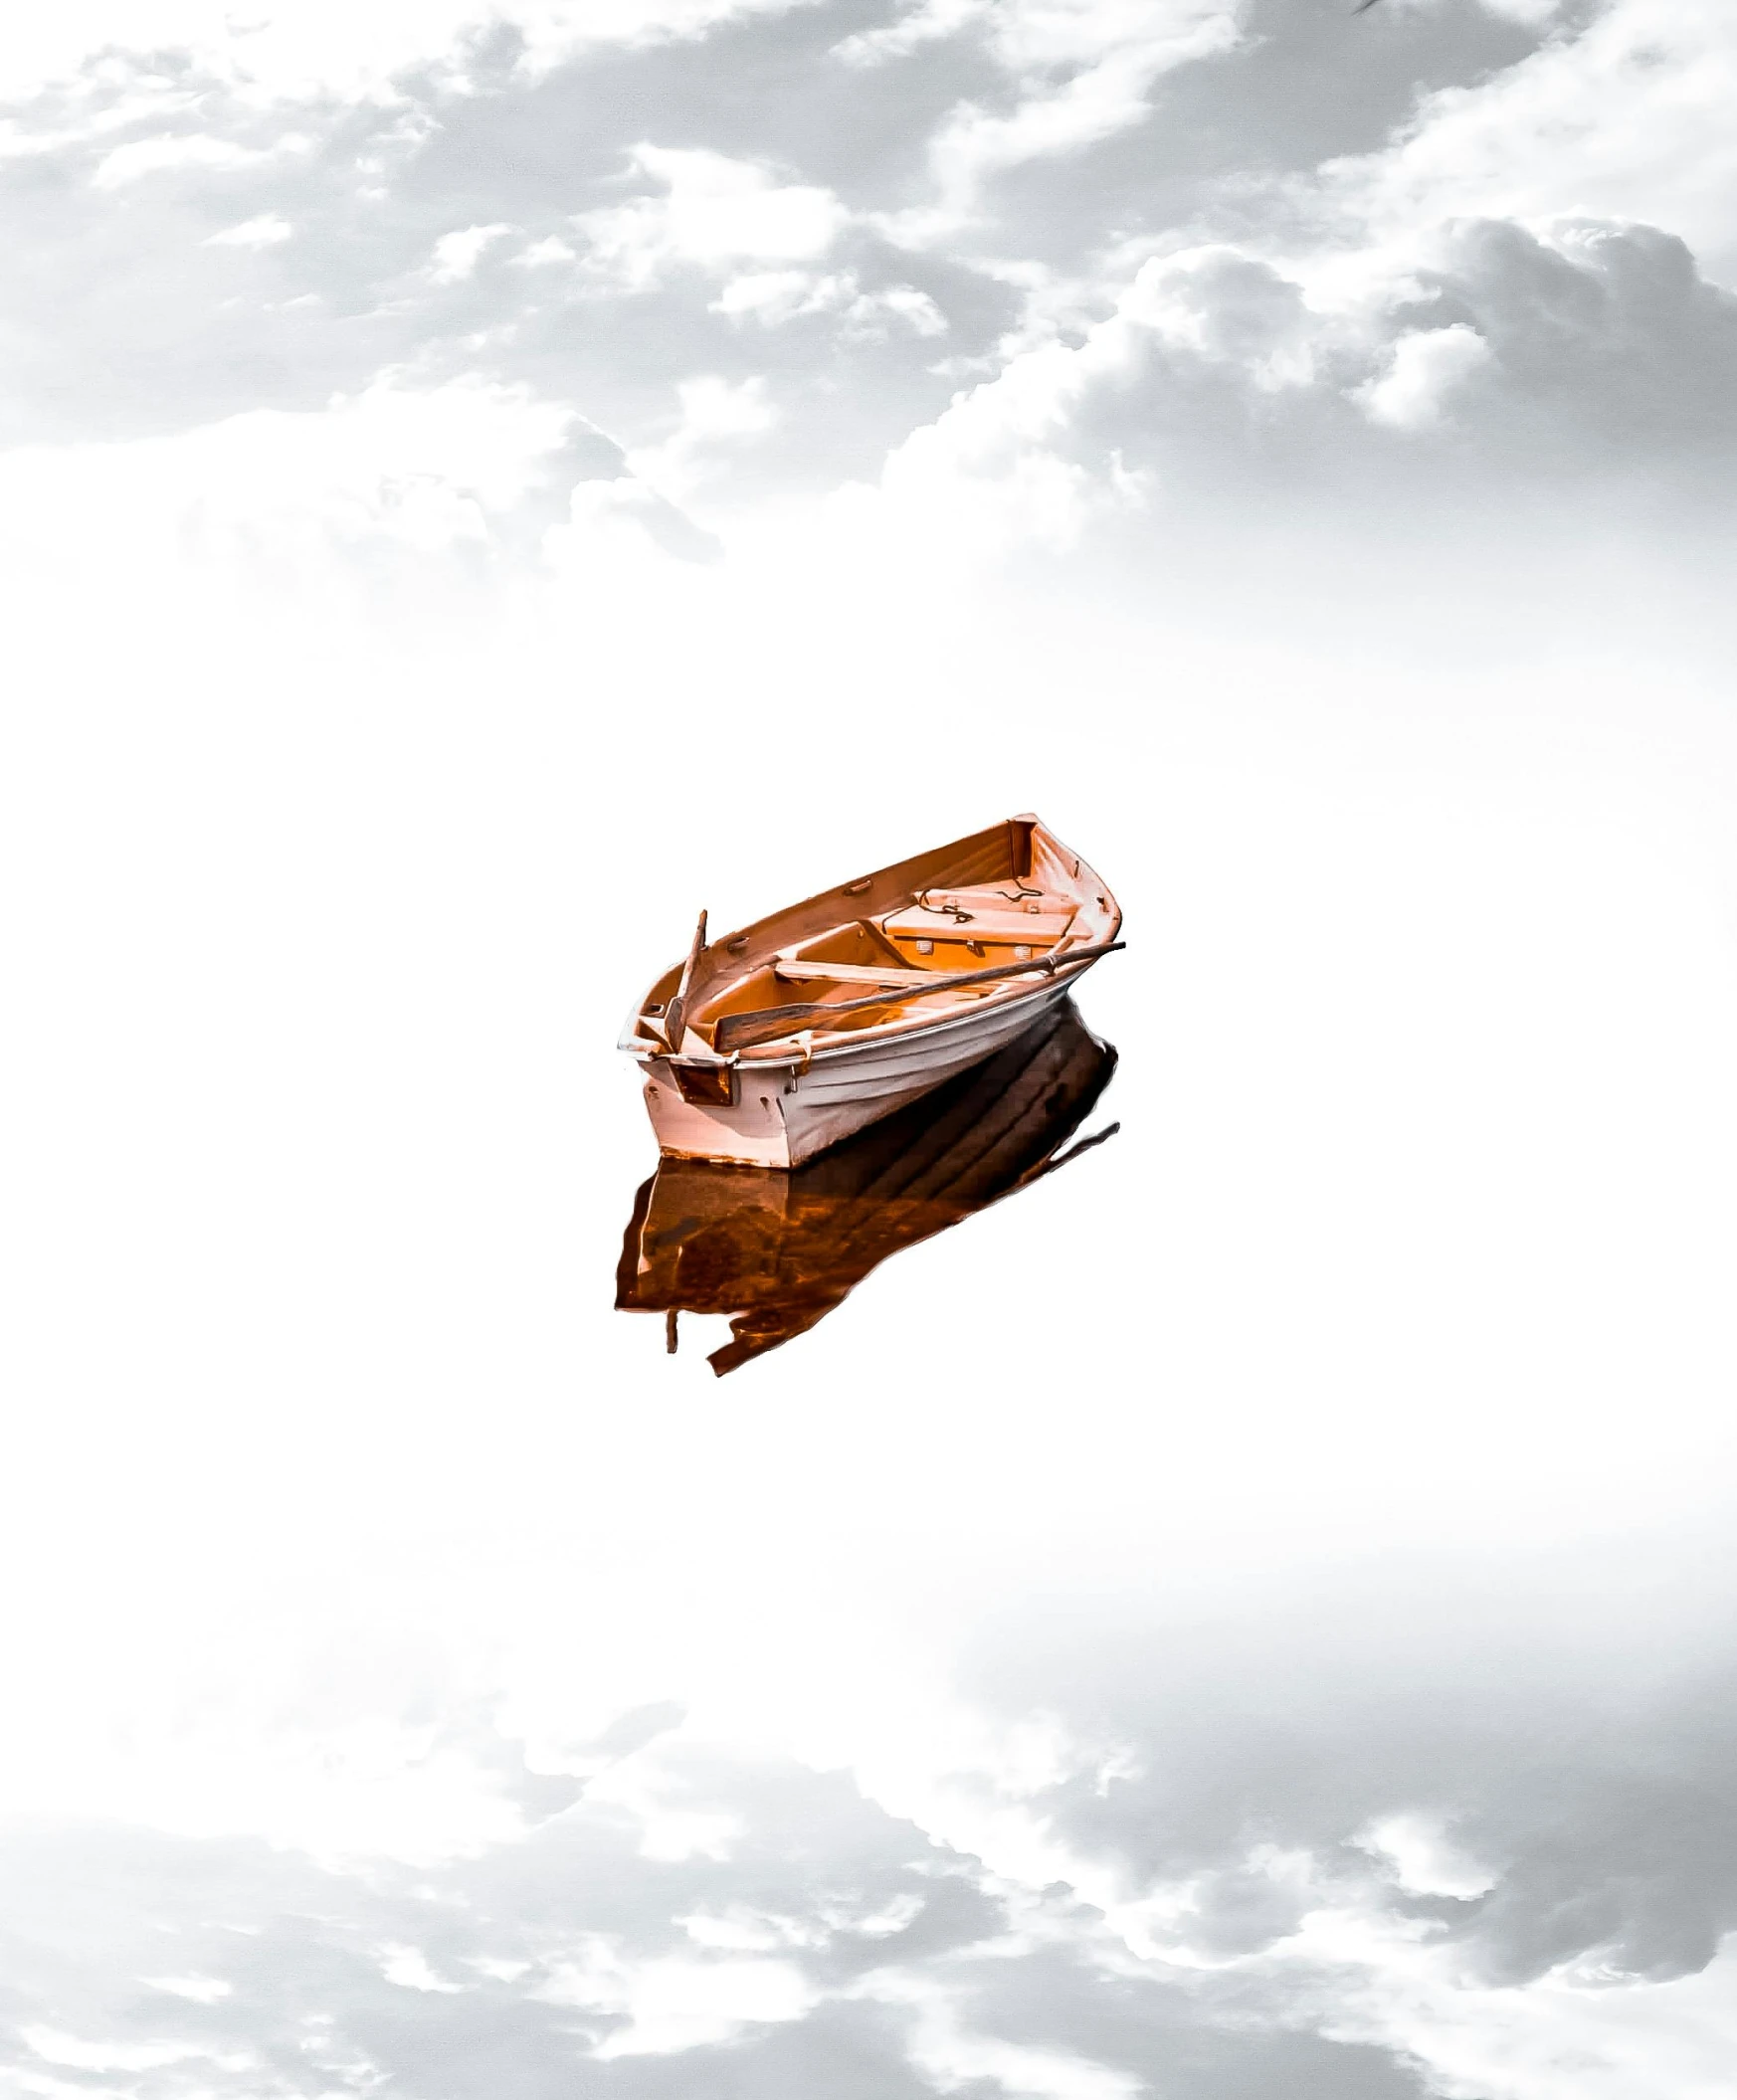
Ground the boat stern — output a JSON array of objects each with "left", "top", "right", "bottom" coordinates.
[{"left": 637, "top": 1052, "right": 798, "bottom": 1169}]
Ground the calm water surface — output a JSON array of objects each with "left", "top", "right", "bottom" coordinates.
[{"left": 615, "top": 999, "right": 1120, "bottom": 1373}]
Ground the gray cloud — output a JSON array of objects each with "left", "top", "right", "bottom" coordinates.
[
  {"left": 0, "top": 0, "right": 1711, "bottom": 607},
  {"left": 0, "top": 1747, "right": 1435, "bottom": 2099},
  {"left": 851, "top": 212, "right": 1737, "bottom": 621},
  {"left": 10, "top": 1556, "right": 1733, "bottom": 2100},
  {"left": 0, "top": 0, "right": 1568, "bottom": 484},
  {"left": 1090, "top": 220, "right": 1734, "bottom": 484},
  {"left": 963, "top": 1560, "right": 1737, "bottom": 1995}
]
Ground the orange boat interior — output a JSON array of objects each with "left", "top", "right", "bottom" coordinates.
[{"left": 627, "top": 816, "right": 1120, "bottom": 1058}]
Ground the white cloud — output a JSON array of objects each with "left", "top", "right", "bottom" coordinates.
[
  {"left": 0, "top": 82, "right": 204, "bottom": 164},
  {"left": 1117, "top": 241, "right": 1319, "bottom": 388},
  {"left": 680, "top": 1904, "right": 816, "bottom": 1950},
  {"left": 873, "top": 1976, "right": 1145, "bottom": 2100},
  {"left": 0, "top": 375, "right": 583, "bottom": 590},
  {"left": 877, "top": 283, "right": 950, "bottom": 336},
  {"left": 504, "top": 0, "right": 825, "bottom": 79},
  {"left": 935, "top": 8, "right": 1240, "bottom": 209},
  {"left": 537, "top": 1939, "right": 816, "bottom": 2056},
  {"left": 429, "top": 222, "right": 515, "bottom": 283},
  {"left": 578, "top": 145, "right": 850, "bottom": 287},
  {"left": 711, "top": 267, "right": 947, "bottom": 336},
  {"left": 204, "top": 212, "right": 293, "bottom": 248},
  {"left": 859, "top": 0, "right": 1244, "bottom": 227},
  {"left": 511, "top": 234, "right": 578, "bottom": 268},
  {"left": 0, "top": 0, "right": 819, "bottom": 106},
  {"left": 848, "top": 0, "right": 1240, "bottom": 79},
  {"left": 1273, "top": 1916, "right": 1737, "bottom": 2100},
  {"left": 142, "top": 1975, "right": 235, "bottom": 2003},
  {"left": 24, "top": 2028, "right": 231, "bottom": 2073},
  {"left": 1353, "top": 1814, "right": 1500, "bottom": 1900},
  {"left": 90, "top": 130, "right": 267, "bottom": 187},
  {"left": 710, "top": 267, "right": 838, "bottom": 321},
  {"left": 1316, "top": 0, "right": 1737, "bottom": 278},
  {"left": 378, "top": 1943, "right": 464, "bottom": 1992},
  {"left": 1357, "top": 320, "right": 1493, "bottom": 428},
  {"left": 835, "top": 0, "right": 982, "bottom": 66},
  {"left": 624, "top": 372, "right": 776, "bottom": 506},
  {"left": 850, "top": 1892, "right": 927, "bottom": 1937},
  {"left": 596, "top": 1955, "right": 815, "bottom": 2056},
  {"left": 557, "top": 474, "right": 724, "bottom": 566}
]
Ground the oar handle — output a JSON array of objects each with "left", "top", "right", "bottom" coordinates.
[{"left": 662, "top": 909, "right": 708, "bottom": 1050}]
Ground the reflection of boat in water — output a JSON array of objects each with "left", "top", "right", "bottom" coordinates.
[
  {"left": 616, "top": 999, "right": 1118, "bottom": 1375},
  {"left": 619, "top": 813, "right": 1122, "bottom": 1167}
]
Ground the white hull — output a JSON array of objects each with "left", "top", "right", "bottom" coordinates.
[{"left": 641, "top": 981, "right": 1072, "bottom": 1168}]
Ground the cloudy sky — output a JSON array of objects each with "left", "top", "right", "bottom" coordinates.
[{"left": 5, "top": 3, "right": 1737, "bottom": 2097}]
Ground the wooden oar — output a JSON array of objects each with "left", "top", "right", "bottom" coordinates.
[
  {"left": 662, "top": 910, "right": 708, "bottom": 1050},
  {"left": 713, "top": 940, "right": 1125, "bottom": 1054}
]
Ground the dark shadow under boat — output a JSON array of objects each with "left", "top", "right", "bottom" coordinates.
[{"left": 616, "top": 998, "right": 1118, "bottom": 1375}]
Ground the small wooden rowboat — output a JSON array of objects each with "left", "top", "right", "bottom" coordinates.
[
  {"left": 618, "top": 998, "right": 1118, "bottom": 1372},
  {"left": 620, "top": 813, "right": 1122, "bottom": 1167}
]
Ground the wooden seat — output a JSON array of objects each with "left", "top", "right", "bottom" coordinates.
[
  {"left": 881, "top": 905, "right": 1074, "bottom": 945},
  {"left": 773, "top": 959, "right": 939, "bottom": 987},
  {"left": 952, "top": 886, "right": 1076, "bottom": 912}
]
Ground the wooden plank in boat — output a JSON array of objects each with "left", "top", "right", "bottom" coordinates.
[
  {"left": 881, "top": 906, "right": 1074, "bottom": 944},
  {"left": 773, "top": 959, "right": 940, "bottom": 987},
  {"left": 921, "top": 884, "right": 1076, "bottom": 913}
]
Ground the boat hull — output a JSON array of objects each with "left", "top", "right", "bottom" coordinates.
[{"left": 642, "top": 979, "right": 1073, "bottom": 1167}]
